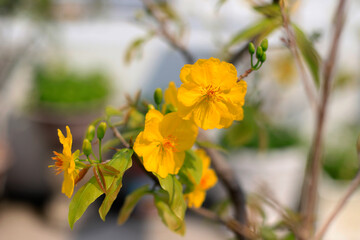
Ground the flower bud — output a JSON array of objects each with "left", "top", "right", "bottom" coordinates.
[
  {"left": 260, "top": 39, "right": 268, "bottom": 52},
  {"left": 248, "top": 42, "right": 255, "bottom": 54},
  {"left": 256, "top": 46, "right": 263, "bottom": 59},
  {"left": 154, "top": 88, "right": 163, "bottom": 106},
  {"left": 86, "top": 125, "right": 96, "bottom": 141},
  {"left": 260, "top": 52, "right": 267, "bottom": 63},
  {"left": 82, "top": 139, "right": 92, "bottom": 157},
  {"left": 97, "top": 122, "right": 107, "bottom": 140},
  {"left": 147, "top": 104, "right": 155, "bottom": 110}
]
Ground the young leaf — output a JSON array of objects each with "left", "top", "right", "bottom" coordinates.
[
  {"left": 68, "top": 149, "right": 133, "bottom": 229},
  {"left": 224, "top": 18, "right": 280, "bottom": 51},
  {"left": 253, "top": 4, "right": 281, "bottom": 18},
  {"left": 74, "top": 167, "right": 90, "bottom": 185},
  {"left": 158, "top": 175, "right": 187, "bottom": 221},
  {"left": 118, "top": 185, "right": 150, "bottom": 225},
  {"left": 98, "top": 149, "right": 133, "bottom": 221},
  {"left": 179, "top": 150, "right": 203, "bottom": 187},
  {"left": 105, "top": 106, "right": 122, "bottom": 118},
  {"left": 99, "top": 164, "right": 121, "bottom": 176},
  {"left": 292, "top": 24, "right": 321, "bottom": 88},
  {"left": 154, "top": 194, "right": 185, "bottom": 235},
  {"left": 93, "top": 165, "right": 107, "bottom": 194}
]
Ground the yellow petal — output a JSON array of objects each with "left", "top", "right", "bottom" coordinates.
[
  {"left": 200, "top": 169, "right": 218, "bottom": 190},
  {"left": 164, "top": 81, "right": 179, "bottom": 108},
  {"left": 62, "top": 171, "right": 75, "bottom": 198},
  {"left": 159, "top": 112, "right": 198, "bottom": 151},
  {"left": 184, "top": 188, "right": 206, "bottom": 208},
  {"left": 195, "top": 149, "right": 210, "bottom": 170},
  {"left": 177, "top": 82, "right": 203, "bottom": 107}
]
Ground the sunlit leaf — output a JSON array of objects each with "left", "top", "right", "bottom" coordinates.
[
  {"left": 68, "top": 149, "right": 133, "bottom": 229},
  {"left": 158, "top": 175, "right": 187, "bottom": 221},
  {"left": 154, "top": 194, "right": 185, "bottom": 235},
  {"left": 99, "top": 149, "right": 133, "bottom": 221},
  {"left": 178, "top": 150, "right": 202, "bottom": 193},
  {"left": 224, "top": 18, "right": 281, "bottom": 51},
  {"left": 253, "top": 4, "right": 281, "bottom": 18},
  {"left": 292, "top": 24, "right": 321, "bottom": 88},
  {"left": 118, "top": 185, "right": 150, "bottom": 225}
]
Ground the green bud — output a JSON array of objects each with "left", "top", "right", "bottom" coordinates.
[
  {"left": 86, "top": 125, "right": 96, "bottom": 141},
  {"left": 97, "top": 122, "right": 107, "bottom": 140},
  {"left": 148, "top": 104, "right": 155, "bottom": 110},
  {"left": 82, "top": 139, "right": 92, "bottom": 156},
  {"left": 260, "top": 52, "right": 267, "bottom": 63},
  {"left": 154, "top": 88, "right": 163, "bottom": 106},
  {"left": 256, "top": 46, "right": 263, "bottom": 59},
  {"left": 260, "top": 39, "right": 268, "bottom": 52},
  {"left": 248, "top": 42, "right": 255, "bottom": 54}
]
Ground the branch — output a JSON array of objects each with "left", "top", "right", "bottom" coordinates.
[
  {"left": 141, "top": 0, "right": 195, "bottom": 64},
  {"left": 110, "top": 125, "right": 130, "bottom": 148},
  {"left": 312, "top": 171, "right": 360, "bottom": 240},
  {"left": 279, "top": 0, "right": 319, "bottom": 112},
  {"left": 297, "top": 0, "right": 347, "bottom": 238},
  {"left": 198, "top": 130, "right": 248, "bottom": 240},
  {"left": 191, "top": 207, "right": 257, "bottom": 239},
  {"left": 238, "top": 68, "right": 253, "bottom": 81}
]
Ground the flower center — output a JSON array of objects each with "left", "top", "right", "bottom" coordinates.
[
  {"left": 162, "top": 135, "right": 177, "bottom": 152},
  {"left": 203, "top": 85, "right": 222, "bottom": 101}
]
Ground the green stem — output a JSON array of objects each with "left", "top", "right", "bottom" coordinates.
[{"left": 99, "top": 140, "right": 102, "bottom": 162}]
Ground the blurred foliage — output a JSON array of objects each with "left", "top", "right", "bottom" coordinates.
[
  {"left": 31, "top": 64, "right": 110, "bottom": 113},
  {"left": 323, "top": 125, "right": 360, "bottom": 180},
  {"left": 221, "top": 106, "right": 300, "bottom": 151},
  {"left": 0, "top": 0, "right": 53, "bottom": 18}
]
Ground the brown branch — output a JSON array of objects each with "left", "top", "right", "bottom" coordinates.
[
  {"left": 312, "top": 170, "right": 360, "bottom": 240},
  {"left": 238, "top": 68, "right": 253, "bottom": 81},
  {"left": 141, "top": 0, "right": 195, "bottom": 64},
  {"left": 297, "top": 0, "right": 347, "bottom": 238},
  {"left": 198, "top": 130, "right": 248, "bottom": 240},
  {"left": 110, "top": 126, "right": 130, "bottom": 148},
  {"left": 191, "top": 207, "right": 257, "bottom": 239},
  {"left": 279, "top": 0, "right": 319, "bottom": 112}
]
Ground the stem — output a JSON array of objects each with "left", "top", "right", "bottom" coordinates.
[
  {"left": 296, "top": 0, "right": 347, "bottom": 238},
  {"left": 312, "top": 171, "right": 360, "bottom": 240},
  {"left": 238, "top": 68, "right": 253, "bottom": 81},
  {"left": 198, "top": 130, "right": 248, "bottom": 240},
  {"left": 99, "top": 140, "right": 102, "bottom": 162},
  {"left": 190, "top": 207, "right": 257, "bottom": 239},
  {"left": 279, "top": 0, "right": 319, "bottom": 112},
  {"left": 110, "top": 125, "right": 130, "bottom": 148},
  {"left": 142, "top": 0, "right": 195, "bottom": 64}
]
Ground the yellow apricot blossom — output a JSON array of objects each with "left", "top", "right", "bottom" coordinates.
[
  {"left": 134, "top": 109, "right": 198, "bottom": 178},
  {"left": 162, "top": 81, "right": 179, "bottom": 114},
  {"left": 49, "top": 126, "right": 79, "bottom": 198},
  {"left": 177, "top": 57, "right": 247, "bottom": 130},
  {"left": 184, "top": 149, "right": 218, "bottom": 208}
]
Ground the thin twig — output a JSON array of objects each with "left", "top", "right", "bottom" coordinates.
[
  {"left": 299, "top": 0, "right": 347, "bottom": 238},
  {"left": 312, "top": 171, "right": 360, "bottom": 240},
  {"left": 110, "top": 126, "right": 130, "bottom": 148},
  {"left": 191, "top": 207, "right": 257, "bottom": 239},
  {"left": 279, "top": 0, "right": 319, "bottom": 112},
  {"left": 198, "top": 130, "right": 248, "bottom": 240},
  {"left": 142, "top": 0, "right": 195, "bottom": 64},
  {"left": 238, "top": 68, "right": 253, "bottom": 81}
]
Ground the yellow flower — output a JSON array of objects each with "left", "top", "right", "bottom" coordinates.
[
  {"left": 50, "top": 126, "right": 79, "bottom": 198},
  {"left": 134, "top": 109, "right": 198, "bottom": 178},
  {"left": 177, "top": 57, "right": 247, "bottom": 130},
  {"left": 184, "top": 149, "right": 218, "bottom": 208},
  {"left": 162, "top": 81, "right": 179, "bottom": 113}
]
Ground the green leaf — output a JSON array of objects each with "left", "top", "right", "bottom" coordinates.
[
  {"left": 253, "top": 4, "right": 281, "bottom": 18},
  {"left": 99, "top": 149, "right": 133, "bottom": 221},
  {"left": 178, "top": 150, "right": 203, "bottom": 193},
  {"left": 105, "top": 106, "right": 122, "bottom": 118},
  {"left": 68, "top": 149, "right": 133, "bottom": 229},
  {"left": 124, "top": 32, "right": 155, "bottom": 64},
  {"left": 154, "top": 194, "right": 185, "bottom": 235},
  {"left": 260, "top": 226, "right": 277, "bottom": 240},
  {"left": 224, "top": 18, "right": 281, "bottom": 51},
  {"left": 118, "top": 185, "right": 150, "bottom": 225},
  {"left": 158, "top": 175, "right": 187, "bottom": 221},
  {"left": 292, "top": 24, "right": 321, "bottom": 88}
]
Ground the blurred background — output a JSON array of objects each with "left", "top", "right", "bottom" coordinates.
[{"left": 0, "top": 0, "right": 359, "bottom": 239}]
